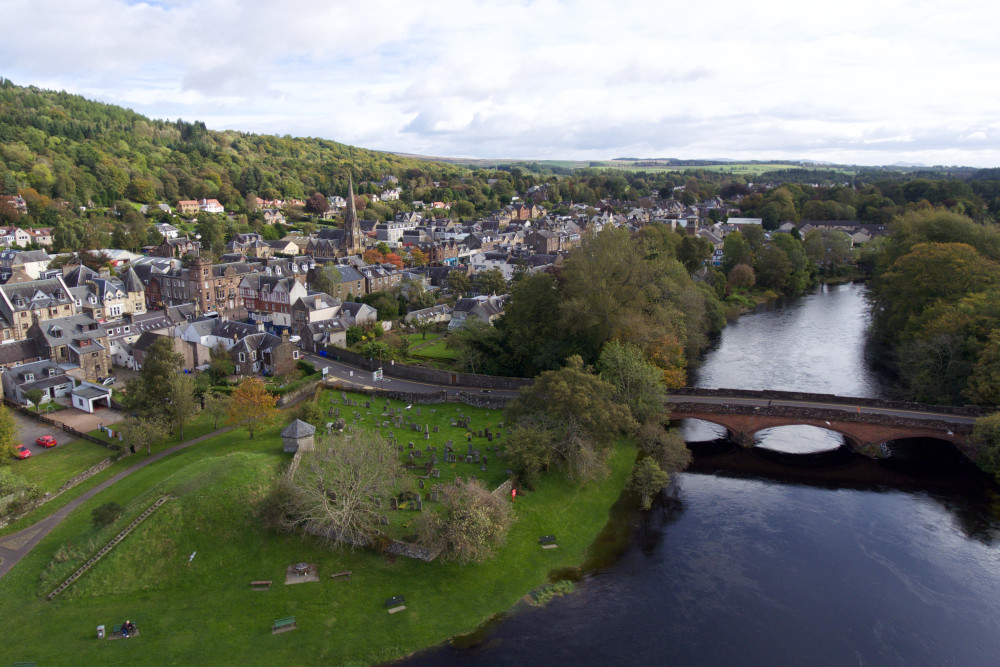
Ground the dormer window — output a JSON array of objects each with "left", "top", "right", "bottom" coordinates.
[
  {"left": 23, "top": 372, "right": 33, "bottom": 381},
  {"left": 48, "top": 368, "right": 56, "bottom": 377},
  {"left": 89, "top": 296, "right": 97, "bottom": 304}
]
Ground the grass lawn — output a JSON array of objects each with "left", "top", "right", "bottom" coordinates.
[
  {"left": 0, "top": 391, "right": 638, "bottom": 665},
  {"left": 411, "top": 338, "right": 459, "bottom": 361},
  {"left": 13, "top": 440, "right": 113, "bottom": 493},
  {"left": 404, "top": 332, "right": 443, "bottom": 349}
]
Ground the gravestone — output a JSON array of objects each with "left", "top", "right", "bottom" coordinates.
[
  {"left": 473, "top": 451, "right": 480, "bottom": 463},
  {"left": 432, "top": 469, "right": 441, "bottom": 478},
  {"left": 483, "top": 456, "right": 488, "bottom": 465},
  {"left": 380, "top": 515, "right": 389, "bottom": 525},
  {"left": 391, "top": 497, "right": 398, "bottom": 510},
  {"left": 465, "top": 456, "right": 473, "bottom": 464},
  {"left": 365, "top": 401, "right": 371, "bottom": 408},
  {"left": 432, "top": 453, "right": 438, "bottom": 464},
  {"left": 408, "top": 452, "right": 414, "bottom": 462},
  {"left": 431, "top": 490, "right": 439, "bottom": 502},
  {"left": 488, "top": 433, "right": 493, "bottom": 442},
  {"left": 418, "top": 479, "right": 424, "bottom": 489},
  {"left": 328, "top": 407, "right": 334, "bottom": 417},
  {"left": 416, "top": 408, "right": 421, "bottom": 417},
  {"left": 415, "top": 450, "right": 422, "bottom": 458},
  {"left": 481, "top": 464, "right": 487, "bottom": 471},
  {"left": 414, "top": 499, "right": 422, "bottom": 511},
  {"left": 408, "top": 442, "right": 414, "bottom": 449},
  {"left": 432, "top": 426, "right": 439, "bottom": 433},
  {"left": 424, "top": 432, "right": 430, "bottom": 440}
]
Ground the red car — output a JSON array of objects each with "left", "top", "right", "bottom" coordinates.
[
  {"left": 14, "top": 444, "right": 31, "bottom": 459},
  {"left": 36, "top": 435, "right": 57, "bottom": 448}
]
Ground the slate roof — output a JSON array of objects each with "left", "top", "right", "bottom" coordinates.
[
  {"left": 61, "top": 264, "right": 100, "bottom": 287},
  {"left": 0, "top": 339, "right": 41, "bottom": 365},
  {"left": 281, "top": 419, "right": 316, "bottom": 437}
]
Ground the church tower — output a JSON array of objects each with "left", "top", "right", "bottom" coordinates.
[{"left": 343, "top": 174, "right": 362, "bottom": 256}]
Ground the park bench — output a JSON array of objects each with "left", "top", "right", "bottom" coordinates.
[
  {"left": 330, "top": 571, "right": 352, "bottom": 581},
  {"left": 272, "top": 616, "right": 297, "bottom": 634},
  {"left": 539, "top": 534, "right": 558, "bottom": 549},
  {"left": 110, "top": 623, "right": 139, "bottom": 639},
  {"left": 385, "top": 595, "right": 406, "bottom": 613},
  {"left": 250, "top": 580, "right": 272, "bottom": 591}
]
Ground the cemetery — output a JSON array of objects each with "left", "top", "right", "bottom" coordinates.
[{"left": 0, "top": 387, "right": 637, "bottom": 665}]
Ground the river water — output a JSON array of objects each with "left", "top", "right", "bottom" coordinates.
[{"left": 404, "top": 282, "right": 1000, "bottom": 666}]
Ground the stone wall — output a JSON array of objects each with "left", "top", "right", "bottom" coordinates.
[
  {"left": 0, "top": 457, "right": 113, "bottom": 530},
  {"left": 324, "top": 346, "right": 533, "bottom": 390},
  {"left": 278, "top": 379, "right": 324, "bottom": 406}
]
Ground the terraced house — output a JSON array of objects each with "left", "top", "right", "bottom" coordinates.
[{"left": 0, "top": 276, "right": 75, "bottom": 341}]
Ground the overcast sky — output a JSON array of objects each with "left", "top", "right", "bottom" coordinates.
[{"left": 4, "top": 0, "right": 1000, "bottom": 167}]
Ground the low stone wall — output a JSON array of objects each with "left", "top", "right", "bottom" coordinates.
[
  {"left": 492, "top": 479, "right": 513, "bottom": 498},
  {"left": 324, "top": 346, "right": 533, "bottom": 390},
  {"left": 668, "top": 387, "right": 982, "bottom": 417},
  {"left": 277, "top": 379, "right": 324, "bottom": 406},
  {"left": 0, "top": 457, "right": 114, "bottom": 530}
]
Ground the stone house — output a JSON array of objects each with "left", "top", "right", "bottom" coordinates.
[{"left": 28, "top": 314, "right": 113, "bottom": 382}]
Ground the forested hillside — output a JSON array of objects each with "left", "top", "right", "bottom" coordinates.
[{"left": 0, "top": 78, "right": 455, "bottom": 209}]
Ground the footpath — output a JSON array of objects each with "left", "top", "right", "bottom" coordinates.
[{"left": 0, "top": 427, "right": 232, "bottom": 580}]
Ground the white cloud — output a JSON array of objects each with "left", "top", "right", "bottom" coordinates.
[{"left": 3, "top": 0, "right": 1000, "bottom": 165}]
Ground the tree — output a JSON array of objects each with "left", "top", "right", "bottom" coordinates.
[
  {"left": 165, "top": 372, "right": 199, "bottom": 441},
  {"left": 23, "top": 388, "right": 44, "bottom": 411},
  {"left": 228, "top": 378, "right": 279, "bottom": 439},
  {"left": 967, "top": 331, "right": 1000, "bottom": 406},
  {"left": 305, "top": 191, "right": 329, "bottom": 215},
  {"left": 473, "top": 268, "right": 507, "bottom": 296},
  {"left": 727, "top": 263, "right": 755, "bottom": 291},
  {"left": 721, "top": 231, "right": 751, "bottom": 273},
  {"left": 207, "top": 342, "right": 235, "bottom": 384},
  {"left": 408, "top": 247, "right": 428, "bottom": 267},
  {"left": 415, "top": 477, "right": 514, "bottom": 562},
  {"left": 741, "top": 224, "right": 766, "bottom": 255},
  {"left": 0, "top": 404, "right": 19, "bottom": 461},
  {"left": 637, "top": 421, "right": 692, "bottom": 472},
  {"left": 202, "top": 389, "right": 231, "bottom": 429},
  {"left": 629, "top": 457, "right": 671, "bottom": 509},
  {"left": 677, "top": 235, "right": 714, "bottom": 274},
  {"left": 972, "top": 412, "right": 1000, "bottom": 483},
  {"left": 130, "top": 336, "right": 183, "bottom": 414},
  {"left": 118, "top": 414, "right": 168, "bottom": 455},
  {"left": 416, "top": 318, "right": 435, "bottom": 340},
  {"left": 753, "top": 245, "right": 793, "bottom": 293},
  {"left": 362, "top": 291, "right": 399, "bottom": 321},
  {"left": 280, "top": 428, "right": 404, "bottom": 547},
  {"left": 596, "top": 340, "right": 667, "bottom": 424},
  {"left": 447, "top": 269, "right": 471, "bottom": 296},
  {"left": 502, "top": 425, "right": 555, "bottom": 489},
  {"left": 506, "top": 356, "right": 636, "bottom": 482}
]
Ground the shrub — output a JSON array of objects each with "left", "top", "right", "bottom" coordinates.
[
  {"left": 415, "top": 478, "right": 514, "bottom": 563},
  {"left": 297, "top": 359, "right": 316, "bottom": 375},
  {"left": 92, "top": 501, "right": 123, "bottom": 528}
]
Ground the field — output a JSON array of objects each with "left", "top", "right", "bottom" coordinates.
[
  {"left": 0, "top": 390, "right": 637, "bottom": 665},
  {"left": 13, "top": 440, "right": 113, "bottom": 493}
]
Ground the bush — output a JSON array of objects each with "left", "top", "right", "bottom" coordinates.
[
  {"left": 415, "top": 478, "right": 514, "bottom": 563},
  {"left": 92, "top": 501, "right": 123, "bottom": 528},
  {"left": 297, "top": 360, "right": 316, "bottom": 375}
]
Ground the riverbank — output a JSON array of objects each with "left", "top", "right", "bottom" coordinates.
[{"left": 0, "top": 390, "right": 637, "bottom": 665}]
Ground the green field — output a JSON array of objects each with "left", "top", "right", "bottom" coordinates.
[
  {"left": 14, "top": 440, "right": 113, "bottom": 493},
  {"left": 0, "top": 390, "right": 638, "bottom": 665}
]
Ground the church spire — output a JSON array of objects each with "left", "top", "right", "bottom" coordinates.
[{"left": 343, "top": 173, "right": 361, "bottom": 255}]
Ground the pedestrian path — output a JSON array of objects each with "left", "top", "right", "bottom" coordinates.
[{"left": 0, "top": 427, "right": 231, "bottom": 580}]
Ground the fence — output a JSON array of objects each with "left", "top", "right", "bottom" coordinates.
[{"left": 3, "top": 399, "right": 122, "bottom": 452}]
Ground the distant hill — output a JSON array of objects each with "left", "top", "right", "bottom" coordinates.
[{"left": 0, "top": 78, "right": 460, "bottom": 208}]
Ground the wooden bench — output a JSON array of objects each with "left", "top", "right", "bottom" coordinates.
[
  {"left": 250, "top": 580, "right": 272, "bottom": 591},
  {"left": 385, "top": 595, "right": 406, "bottom": 613},
  {"left": 110, "top": 623, "right": 139, "bottom": 639},
  {"left": 272, "top": 616, "right": 297, "bottom": 634},
  {"left": 330, "top": 571, "right": 352, "bottom": 581},
  {"left": 539, "top": 534, "right": 557, "bottom": 549}
]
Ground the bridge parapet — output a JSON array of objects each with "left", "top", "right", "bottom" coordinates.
[{"left": 670, "top": 388, "right": 982, "bottom": 417}]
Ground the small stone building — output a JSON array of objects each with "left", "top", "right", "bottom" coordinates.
[{"left": 281, "top": 419, "right": 316, "bottom": 453}]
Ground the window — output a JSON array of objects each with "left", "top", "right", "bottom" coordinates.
[
  {"left": 48, "top": 368, "right": 56, "bottom": 377},
  {"left": 293, "top": 350, "right": 299, "bottom": 360},
  {"left": 239, "top": 352, "right": 245, "bottom": 362},
  {"left": 124, "top": 326, "right": 130, "bottom": 333},
  {"left": 24, "top": 372, "right": 33, "bottom": 381}
]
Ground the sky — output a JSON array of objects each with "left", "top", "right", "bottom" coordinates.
[{"left": 4, "top": 0, "right": 1000, "bottom": 167}]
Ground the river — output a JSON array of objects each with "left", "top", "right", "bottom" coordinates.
[{"left": 403, "top": 282, "right": 1000, "bottom": 666}]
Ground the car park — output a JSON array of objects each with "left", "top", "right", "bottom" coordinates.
[
  {"left": 35, "top": 435, "right": 57, "bottom": 448},
  {"left": 13, "top": 444, "right": 31, "bottom": 459}
]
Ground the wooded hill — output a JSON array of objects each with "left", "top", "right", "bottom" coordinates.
[{"left": 0, "top": 78, "right": 463, "bottom": 209}]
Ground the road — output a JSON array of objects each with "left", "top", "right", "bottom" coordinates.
[{"left": 666, "top": 392, "right": 978, "bottom": 425}]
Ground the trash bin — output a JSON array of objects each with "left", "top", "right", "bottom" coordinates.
[{"left": 97, "top": 625, "right": 105, "bottom": 639}]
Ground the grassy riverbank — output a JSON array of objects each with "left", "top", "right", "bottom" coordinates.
[{"left": 0, "top": 392, "right": 636, "bottom": 665}]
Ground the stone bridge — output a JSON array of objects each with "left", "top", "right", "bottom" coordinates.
[{"left": 665, "top": 388, "right": 980, "bottom": 460}]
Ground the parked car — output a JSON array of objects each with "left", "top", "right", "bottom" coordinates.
[
  {"left": 101, "top": 376, "right": 116, "bottom": 386},
  {"left": 13, "top": 444, "right": 31, "bottom": 459},
  {"left": 35, "top": 435, "right": 57, "bottom": 448}
]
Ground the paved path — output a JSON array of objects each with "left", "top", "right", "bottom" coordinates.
[{"left": 0, "top": 427, "right": 232, "bottom": 580}]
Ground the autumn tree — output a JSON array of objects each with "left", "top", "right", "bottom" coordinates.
[
  {"left": 415, "top": 477, "right": 514, "bottom": 562},
  {"left": 407, "top": 247, "right": 428, "bottom": 267},
  {"left": 228, "top": 377, "right": 279, "bottom": 438},
  {"left": 305, "top": 191, "right": 329, "bottom": 215},
  {"left": 447, "top": 269, "right": 471, "bottom": 296},
  {"left": 727, "top": 263, "right": 755, "bottom": 291}
]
